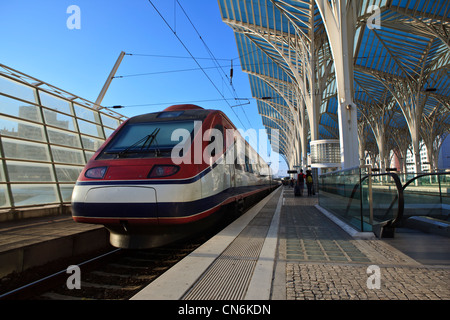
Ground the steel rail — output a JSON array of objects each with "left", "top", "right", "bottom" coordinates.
[{"left": 0, "top": 248, "right": 121, "bottom": 300}]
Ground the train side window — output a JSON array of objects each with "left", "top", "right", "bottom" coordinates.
[
  {"left": 234, "top": 151, "right": 243, "bottom": 171},
  {"left": 215, "top": 124, "right": 225, "bottom": 148},
  {"left": 204, "top": 124, "right": 222, "bottom": 158},
  {"left": 210, "top": 124, "right": 224, "bottom": 157},
  {"left": 245, "top": 156, "right": 253, "bottom": 173},
  {"left": 210, "top": 136, "right": 216, "bottom": 157}
]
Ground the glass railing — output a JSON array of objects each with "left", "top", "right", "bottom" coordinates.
[
  {"left": 318, "top": 167, "right": 368, "bottom": 231},
  {"left": 400, "top": 173, "right": 450, "bottom": 220},
  {"left": 319, "top": 166, "right": 404, "bottom": 235},
  {"left": 319, "top": 167, "right": 449, "bottom": 237},
  {"left": 363, "top": 172, "right": 404, "bottom": 237}
]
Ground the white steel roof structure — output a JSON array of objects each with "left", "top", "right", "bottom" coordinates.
[{"left": 218, "top": 0, "right": 449, "bottom": 173}]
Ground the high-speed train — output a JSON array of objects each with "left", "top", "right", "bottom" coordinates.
[{"left": 71, "top": 104, "right": 276, "bottom": 248}]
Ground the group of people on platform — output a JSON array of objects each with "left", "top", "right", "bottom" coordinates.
[{"left": 288, "top": 169, "right": 314, "bottom": 196}]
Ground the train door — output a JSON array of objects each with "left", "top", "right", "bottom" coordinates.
[
  {"left": 228, "top": 138, "right": 236, "bottom": 189},
  {"left": 202, "top": 121, "right": 228, "bottom": 195},
  {"left": 223, "top": 122, "right": 235, "bottom": 189}
]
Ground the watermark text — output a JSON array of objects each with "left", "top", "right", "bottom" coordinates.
[{"left": 67, "top": 5, "right": 81, "bottom": 30}]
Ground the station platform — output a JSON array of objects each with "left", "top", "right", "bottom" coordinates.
[
  {"left": 1, "top": 186, "right": 449, "bottom": 300},
  {"left": 0, "top": 212, "right": 110, "bottom": 278},
  {"left": 132, "top": 186, "right": 450, "bottom": 300}
]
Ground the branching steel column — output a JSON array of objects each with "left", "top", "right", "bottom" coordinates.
[
  {"left": 316, "top": 0, "right": 359, "bottom": 168},
  {"left": 357, "top": 120, "right": 369, "bottom": 166}
]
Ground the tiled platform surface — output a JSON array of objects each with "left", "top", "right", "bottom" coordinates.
[
  {"left": 276, "top": 189, "right": 450, "bottom": 300},
  {"left": 133, "top": 186, "right": 450, "bottom": 300},
  {"left": 1, "top": 186, "right": 449, "bottom": 300}
]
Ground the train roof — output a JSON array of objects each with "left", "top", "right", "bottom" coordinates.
[{"left": 127, "top": 104, "right": 214, "bottom": 124}]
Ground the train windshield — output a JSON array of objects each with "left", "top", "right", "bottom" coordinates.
[{"left": 98, "top": 121, "right": 195, "bottom": 159}]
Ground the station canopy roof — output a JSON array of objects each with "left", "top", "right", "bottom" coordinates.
[{"left": 219, "top": 0, "right": 449, "bottom": 166}]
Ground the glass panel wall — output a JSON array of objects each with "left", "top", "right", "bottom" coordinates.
[
  {"left": 0, "top": 116, "right": 46, "bottom": 142},
  {"left": 10, "top": 184, "right": 59, "bottom": 207},
  {"left": 0, "top": 162, "right": 10, "bottom": 208},
  {"left": 47, "top": 127, "right": 82, "bottom": 147},
  {"left": 6, "top": 161, "right": 55, "bottom": 182},
  {"left": 0, "top": 94, "right": 42, "bottom": 122},
  {"left": 399, "top": 173, "right": 450, "bottom": 219},
  {"left": 318, "top": 167, "right": 368, "bottom": 231},
  {"left": 319, "top": 168, "right": 449, "bottom": 234},
  {"left": 39, "top": 91, "right": 73, "bottom": 114},
  {"left": 319, "top": 166, "right": 404, "bottom": 232},
  {"left": 43, "top": 108, "right": 78, "bottom": 131},
  {"left": 0, "top": 69, "right": 124, "bottom": 213},
  {"left": 51, "top": 146, "right": 85, "bottom": 164},
  {"left": 0, "top": 76, "right": 36, "bottom": 103},
  {"left": 2, "top": 138, "right": 50, "bottom": 161}
]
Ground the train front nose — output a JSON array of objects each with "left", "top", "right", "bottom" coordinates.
[
  {"left": 71, "top": 186, "right": 158, "bottom": 224},
  {"left": 72, "top": 184, "right": 161, "bottom": 248}
]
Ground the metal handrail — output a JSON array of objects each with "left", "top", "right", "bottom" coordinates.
[
  {"left": 345, "top": 172, "right": 404, "bottom": 229},
  {"left": 322, "top": 170, "right": 448, "bottom": 237},
  {"left": 401, "top": 172, "right": 448, "bottom": 192}
]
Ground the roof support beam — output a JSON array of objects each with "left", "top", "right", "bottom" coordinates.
[{"left": 316, "top": 0, "right": 359, "bottom": 169}]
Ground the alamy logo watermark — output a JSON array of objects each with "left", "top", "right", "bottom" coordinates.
[
  {"left": 67, "top": 5, "right": 81, "bottom": 30},
  {"left": 170, "top": 122, "right": 280, "bottom": 174},
  {"left": 66, "top": 265, "right": 81, "bottom": 289},
  {"left": 366, "top": 265, "right": 381, "bottom": 289},
  {"left": 366, "top": 5, "right": 381, "bottom": 30}
]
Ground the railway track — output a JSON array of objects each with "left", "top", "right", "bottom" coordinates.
[
  {"left": 0, "top": 189, "right": 277, "bottom": 300},
  {"left": 0, "top": 231, "right": 216, "bottom": 300}
]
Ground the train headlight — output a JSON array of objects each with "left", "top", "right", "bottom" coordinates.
[
  {"left": 148, "top": 165, "right": 179, "bottom": 178},
  {"left": 85, "top": 166, "right": 107, "bottom": 179}
]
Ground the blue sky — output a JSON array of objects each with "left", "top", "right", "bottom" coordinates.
[{"left": 0, "top": 0, "right": 288, "bottom": 175}]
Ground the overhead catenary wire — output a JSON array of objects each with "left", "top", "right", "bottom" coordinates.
[
  {"left": 114, "top": 66, "right": 227, "bottom": 79},
  {"left": 105, "top": 97, "right": 243, "bottom": 108},
  {"left": 174, "top": 0, "right": 252, "bottom": 128},
  {"left": 125, "top": 53, "right": 230, "bottom": 61},
  {"left": 124, "top": 47, "right": 263, "bottom": 63},
  {"left": 146, "top": 0, "right": 248, "bottom": 130},
  {"left": 114, "top": 61, "right": 276, "bottom": 78}
]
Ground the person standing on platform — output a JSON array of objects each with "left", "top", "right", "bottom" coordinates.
[
  {"left": 306, "top": 170, "right": 314, "bottom": 196},
  {"left": 297, "top": 169, "right": 305, "bottom": 196}
]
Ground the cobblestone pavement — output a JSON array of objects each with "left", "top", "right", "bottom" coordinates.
[
  {"left": 278, "top": 188, "right": 450, "bottom": 300},
  {"left": 286, "top": 263, "right": 450, "bottom": 300}
]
